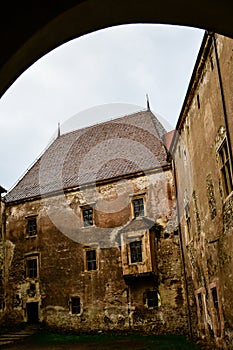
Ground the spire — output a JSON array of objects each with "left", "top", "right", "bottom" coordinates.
[
  {"left": 146, "top": 94, "right": 150, "bottom": 110},
  {"left": 57, "top": 122, "right": 61, "bottom": 138}
]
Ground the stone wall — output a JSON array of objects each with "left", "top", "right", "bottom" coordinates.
[
  {"left": 172, "top": 33, "right": 233, "bottom": 348},
  {"left": 3, "top": 170, "right": 188, "bottom": 334}
]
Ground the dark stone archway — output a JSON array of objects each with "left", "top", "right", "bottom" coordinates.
[{"left": 0, "top": 0, "right": 233, "bottom": 98}]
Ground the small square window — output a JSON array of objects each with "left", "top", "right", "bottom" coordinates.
[
  {"left": 132, "top": 198, "right": 144, "bottom": 218},
  {"left": 145, "top": 291, "right": 158, "bottom": 308},
  {"left": 82, "top": 208, "right": 93, "bottom": 227},
  {"left": 71, "top": 297, "right": 81, "bottom": 314},
  {"left": 86, "top": 250, "right": 97, "bottom": 271},
  {"left": 130, "top": 240, "right": 143, "bottom": 263},
  {"left": 27, "top": 218, "right": 37, "bottom": 236},
  {"left": 26, "top": 258, "right": 38, "bottom": 279}
]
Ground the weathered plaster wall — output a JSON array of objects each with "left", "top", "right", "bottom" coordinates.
[
  {"left": 3, "top": 170, "right": 187, "bottom": 334},
  {"left": 173, "top": 33, "right": 233, "bottom": 348}
]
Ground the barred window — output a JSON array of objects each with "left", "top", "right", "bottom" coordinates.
[
  {"left": 86, "top": 250, "right": 97, "bottom": 271},
  {"left": 130, "top": 240, "right": 143, "bottom": 263},
  {"left": 82, "top": 208, "right": 93, "bottom": 227},
  {"left": 27, "top": 218, "right": 37, "bottom": 236},
  {"left": 132, "top": 198, "right": 144, "bottom": 217}
]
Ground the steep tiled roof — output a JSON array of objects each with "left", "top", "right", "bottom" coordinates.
[
  {"left": 5, "top": 110, "right": 169, "bottom": 203},
  {"left": 119, "top": 216, "right": 156, "bottom": 233}
]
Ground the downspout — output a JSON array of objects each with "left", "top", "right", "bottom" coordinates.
[
  {"left": 212, "top": 33, "right": 233, "bottom": 170},
  {"left": 172, "top": 157, "right": 193, "bottom": 339}
]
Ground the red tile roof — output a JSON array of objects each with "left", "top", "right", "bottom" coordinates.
[{"left": 5, "top": 110, "right": 169, "bottom": 203}]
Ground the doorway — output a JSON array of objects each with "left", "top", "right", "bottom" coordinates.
[{"left": 26, "top": 302, "right": 39, "bottom": 323}]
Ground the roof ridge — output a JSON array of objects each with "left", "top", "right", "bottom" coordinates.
[{"left": 59, "top": 108, "right": 155, "bottom": 137}]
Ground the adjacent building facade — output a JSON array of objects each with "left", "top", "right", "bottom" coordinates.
[{"left": 170, "top": 32, "right": 233, "bottom": 349}]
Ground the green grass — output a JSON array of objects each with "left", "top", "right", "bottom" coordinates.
[{"left": 31, "top": 332, "right": 201, "bottom": 349}]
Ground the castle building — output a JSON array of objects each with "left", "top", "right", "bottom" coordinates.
[
  {"left": 1, "top": 30, "right": 233, "bottom": 349},
  {"left": 170, "top": 32, "right": 233, "bottom": 349},
  {"left": 1, "top": 110, "right": 187, "bottom": 334}
]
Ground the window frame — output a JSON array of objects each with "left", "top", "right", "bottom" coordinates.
[
  {"left": 129, "top": 239, "right": 143, "bottom": 264},
  {"left": 132, "top": 197, "right": 145, "bottom": 218},
  {"left": 144, "top": 290, "right": 159, "bottom": 308},
  {"left": 218, "top": 138, "right": 233, "bottom": 198},
  {"left": 25, "top": 255, "right": 39, "bottom": 280},
  {"left": 26, "top": 216, "right": 37, "bottom": 237},
  {"left": 85, "top": 248, "right": 97, "bottom": 271},
  {"left": 70, "top": 296, "right": 81, "bottom": 315},
  {"left": 82, "top": 206, "right": 94, "bottom": 227}
]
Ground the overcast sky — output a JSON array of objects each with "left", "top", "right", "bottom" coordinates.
[{"left": 0, "top": 24, "right": 205, "bottom": 190}]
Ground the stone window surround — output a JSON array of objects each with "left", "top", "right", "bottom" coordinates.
[
  {"left": 25, "top": 215, "right": 38, "bottom": 238},
  {"left": 195, "top": 287, "right": 208, "bottom": 337},
  {"left": 24, "top": 252, "right": 40, "bottom": 280},
  {"left": 208, "top": 279, "right": 223, "bottom": 339},
  {"left": 126, "top": 233, "right": 145, "bottom": 265},
  {"left": 80, "top": 203, "right": 95, "bottom": 228},
  {"left": 129, "top": 191, "right": 147, "bottom": 219},
  {"left": 144, "top": 290, "right": 160, "bottom": 309},
  {"left": 83, "top": 245, "right": 99, "bottom": 272},
  {"left": 69, "top": 295, "right": 82, "bottom": 316},
  {"left": 217, "top": 138, "right": 233, "bottom": 199}
]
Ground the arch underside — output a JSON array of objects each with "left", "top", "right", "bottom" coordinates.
[{"left": 0, "top": 0, "right": 233, "bottom": 98}]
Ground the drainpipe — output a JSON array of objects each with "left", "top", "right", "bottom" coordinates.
[
  {"left": 212, "top": 33, "right": 233, "bottom": 171},
  {"left": 172, "top": 157, "right": 193, "bottom": 339}
]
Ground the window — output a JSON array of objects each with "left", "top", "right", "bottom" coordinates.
[
  {"left": 130, "top": 240, "right": 143, "bottom": 263},
  {"left": 82, "top": 207, "right": 93, "bottom": 227},
  {"left": 211, "top": 286, "right": 221, "bottom": 337},
  {"left": 144, "top": 290, "right": 158, "bottom": 308},
  {"left": 27, "top": 217, "right": 37, "bottom": 236},
  {"left": 218, "top": 139, "right": 233, "bottom": 197},
  {"left": 26, "top": 258, "right": 38, "bottom": 279},
  {"left": 71, "top": 297, "right": 81, "bottom": 314},
  {"left": 132, "top": 198, "right": 144, "bottom": 217},
  {"left": 86, "top": 249, "right": 97, "bottom": 271}
]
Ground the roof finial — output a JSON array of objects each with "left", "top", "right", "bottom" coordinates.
[
  {"left": 57, "top": 122, "right": 61, "bottom": 138},
  {"left": 146, "top": 94, "right": 150, "bottom": 110}
]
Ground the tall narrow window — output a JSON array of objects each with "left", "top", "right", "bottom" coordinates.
[
  {"left": 27, "top": 217, "right": 37, "bottom": 236},
  {"left": 82, "top": 208, "right": 93, "bottom": 227},
  {"left": 130, "top": 240, "right": 143, "bottom": 263},
  {"left": 211, "top": 286, "right": 221, "bottom": 337},
  {"left": 218, "top": 139, "right": 233, "bottom": 197},
  {"left": 26, "top": 258, "right": 38, "bottom": 279},
  {"left": 86, "top": 250, "right": 97, "bottom": 271},
  {"left": 132, "top": 198, "right": 144, "bottom": 218},
  {"left": 71, "top": 297, "right": 81, "bottom": 314}
]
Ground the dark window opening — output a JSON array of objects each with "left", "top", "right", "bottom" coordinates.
[
  {"left": 211, "top": 287, "right": 220, "bottom": 319},
  {"left": 86, "top": 250, "right": 97, "bottom": 271},
  {"left": 130, "top": 240, "right": 143, "bottom": 263},
  {"left": 210, "top": 56, "right": 214, "bottom": 70},
  {"left": 27, "top": 218, "right": 37, "bottom": 236},
  {"left": 197, "top": 94, "right": 200, "bottom": 109},
  {"left": 211, "top": 286, "right": 221, "bottom": 337},
  {"left": 146, "top": 291, "right": 158, "bottom": 308},
  {"left": 133, "top": 198, "right": 144, "bottom": 217},
  {"left": 198, "top": 293, "right": 203, "bottom": 317},
  {"left": 219, "top": 139, "right": 233, "bottom": 197},
  {"left": 83, "top": 208, "right": 93, "bottom": 227},
  {"left": 71, "top": 297, "right": 81, "bottom": 314},
  {"left": 26, "top": 259, "right": 38, "bottom": 279}
]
